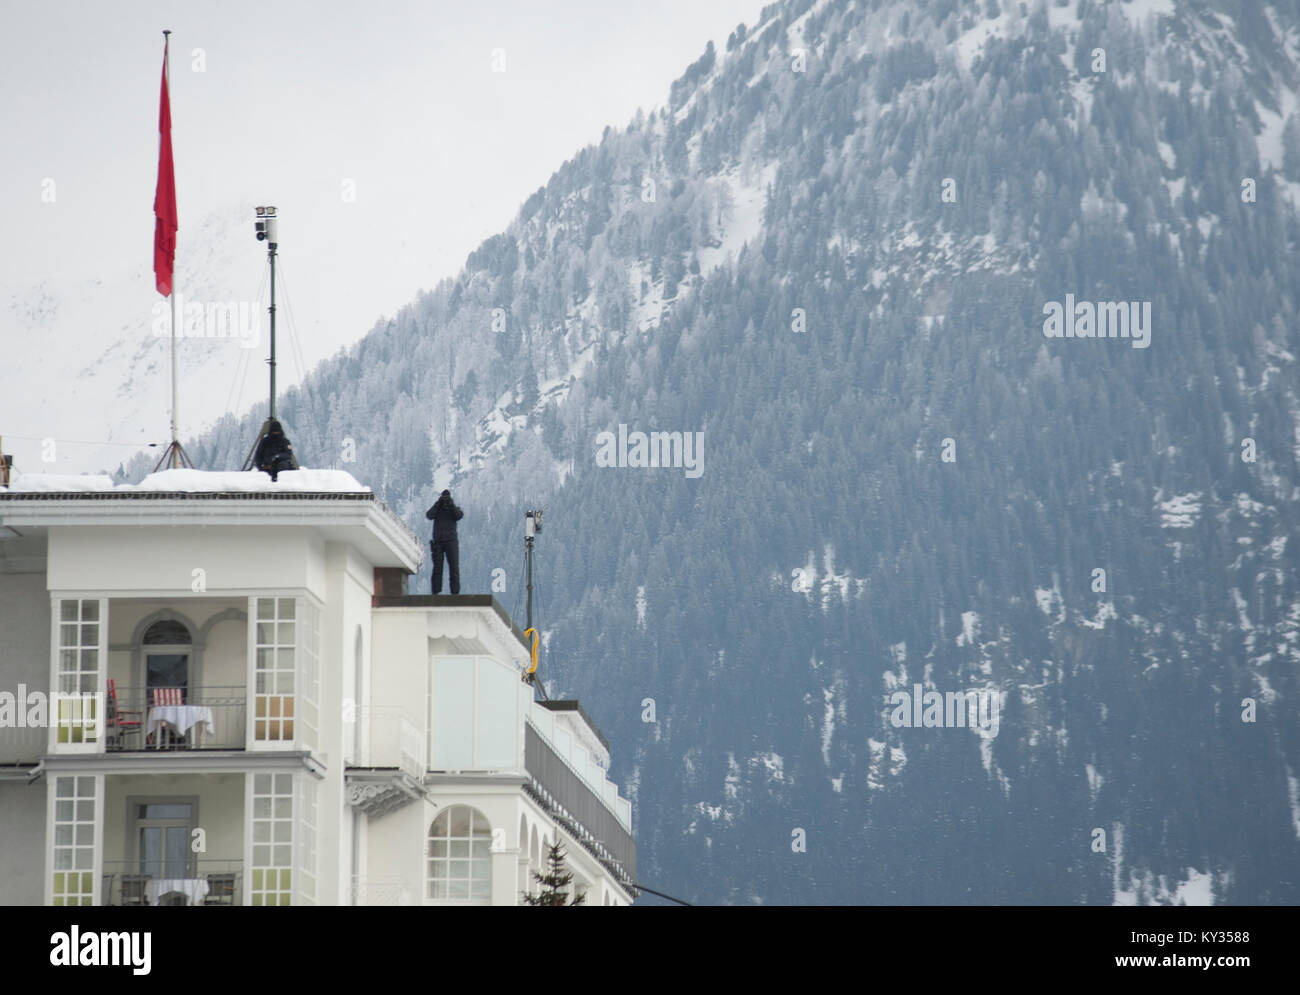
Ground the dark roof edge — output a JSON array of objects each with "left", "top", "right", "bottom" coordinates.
[{"left": 539, "top": 699, "right": 610, "bottom": 752}]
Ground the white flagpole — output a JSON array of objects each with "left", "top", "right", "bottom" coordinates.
[{"left": 165, "top": 30, "right": 180, "bottom": 467}]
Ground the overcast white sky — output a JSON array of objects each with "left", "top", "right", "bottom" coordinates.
[{"left": 0, "top": 0, "right": 766, "bottom": 369}]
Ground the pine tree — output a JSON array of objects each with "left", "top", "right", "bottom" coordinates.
[{"left": 522, "top": 840, "right": 586, "bottom": 906}]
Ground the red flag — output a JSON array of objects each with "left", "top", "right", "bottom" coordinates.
[{"left": 153, "top": 37, "right": 177, "bottom": 297}]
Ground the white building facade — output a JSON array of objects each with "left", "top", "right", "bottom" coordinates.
[{"left": 0, "top": 472, "right": 635, "bottom": 906}]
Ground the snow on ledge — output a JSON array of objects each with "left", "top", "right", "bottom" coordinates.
[{"left": 2, "top": 468, "right": 370, "bottom": 494}]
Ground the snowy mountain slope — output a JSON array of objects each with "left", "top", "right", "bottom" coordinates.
[{"left": 170, "top": 0, "right": 1300, "bottom": 904}]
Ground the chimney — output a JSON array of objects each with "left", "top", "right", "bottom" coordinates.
[{"left": 373, "top": 567, "right": 411, "bottom": 598}]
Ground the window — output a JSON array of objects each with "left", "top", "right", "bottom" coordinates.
[
  {"left": 55, "top": 600, "right": 103, "bottom": 745},
  {"left": 143, "top": 619, "right": 192, "bottom": 703},
  {"left": 427, "top": 806, "right": 492, "bottom": 902},
  {"left": 252, "top": 598, "right": 295, "bottom": 742},
  {"left": 250, "top": 773, "right": 294, "bottom": 905},
  {"left": 135, "top": 802, "right": 194, "bottom": 878},
  {"left": 51, "top": 776, "right": 97, "bottom": 904}
]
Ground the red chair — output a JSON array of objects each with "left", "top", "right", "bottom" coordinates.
[{"left": 106, "top": 679, "right": 142, "bottom": 749}]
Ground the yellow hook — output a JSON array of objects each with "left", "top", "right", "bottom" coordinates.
[{"left": 523, "top": 627, "right": 539, "bottom": 676}]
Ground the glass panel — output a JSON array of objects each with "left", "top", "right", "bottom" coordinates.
[
  {"left": 253, "top": 774, "right": 271, "bottom": 794},
  {"left": 60, "top": 625, "right": 77, "bottom": 646},
  {"left": 274, "top": 798, "right": 292, "bottom": 819},
  {"left": 256, "top": 623, "right": 274, "bottom": 644},
  {"left": 253, "top": 797, "right": 271, "bottom": 818},
  {"left": 81, "top": 601, "right": 98, "bottom": 621},
  {"left": 257, "top": 600, "right": 274, "bottom": 620},
  {"left": 144, "top": 803, "right": 191, "bottom": 819},
  {"left": 429, "top": 839, "right": 447, "bottom": 858},
  {"left": 61, "top": 602, "right": 79, "bottom": 622},
  {"left": 449, "top": 840, "right": 469, "bottom": 858},
  {"left": 143, "top": 620, "right": 190, "bottom": 644},
  {"left": 279, "top": 599, "right": 294, "bottom": 619},
  {"left": 253, "top": 822, "right": 270, "bottom": 843},
  {"left": 470, "top": 877, "right": 490, "bottom": 899},
  {"left": 164, "top": 827, "right": 188, "bottom": 878},
  {"left": 448, "top": 878, "right": 469, "bottom": 899},
  {"left": 146, "top": 655, "right": 188, "bottom": 696},
  {"left": 274, "top": 774, "right": 291, "bottom": 794},
  {"left": 449, "top": 808, "right": 472, "bottom": 836},
  {"left": 273, "top": 845, "right": 291, "bottom": 866},
  {"left": 80, "top": 624, "right": 97, "bottom": 645},
  {"left": 140, "top": 826, "right": 161, "bottom": 876}
]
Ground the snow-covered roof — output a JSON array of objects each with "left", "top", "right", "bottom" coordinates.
[{"left": 0, "top": 467, "right": 370, "bottom": 494}]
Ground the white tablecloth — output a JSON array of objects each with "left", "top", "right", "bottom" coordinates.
[
  {"left": 147, "top": 705, "right": 215, "bottom": 738},
  {"left": 146, "top": 878, "right": 210, "bottom": 906}
]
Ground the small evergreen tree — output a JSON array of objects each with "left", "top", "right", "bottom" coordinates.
[{"left": 522, "top": 840, "right": 586, "bottom": 906}]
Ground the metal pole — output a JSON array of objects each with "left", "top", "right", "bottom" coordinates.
[
  {"left": 525, "top": 533, "right": 534, "bottom": 631},
  {"left": 268, "top": 240, "right": 277, "bottom": 419}
]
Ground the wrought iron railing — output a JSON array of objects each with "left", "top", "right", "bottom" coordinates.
[
  {"left": 100, "top": 859, "right": 243, "bottom": 906},
  {"left": 105, "top": 686, "right": 246, "bottom": 751}
]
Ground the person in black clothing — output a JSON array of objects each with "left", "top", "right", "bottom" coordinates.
[
  {"left": 425, "top": 489, "right": 464, "bottom": 594},
  {"left": 253, "top": 419, "right": 297, "bottom": 481}
]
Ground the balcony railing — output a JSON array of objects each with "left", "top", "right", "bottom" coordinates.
[
  {"left": 100, "top": 859, "right": 243, "bottom": 906},
  {"left": 0, "top": 724, "right": 46, "bottom": 765},
  {"left": 356, "top": 705, "right": 425, "bottom": 779},
  {"left": 106, "top": 686, "right": 246, "bottom": 752},
  {"left": 523, "top": 722, "right": 636, "bottom": 884},
  {"left": 350, "top": 877, "right": 418, "bottom": 906}
]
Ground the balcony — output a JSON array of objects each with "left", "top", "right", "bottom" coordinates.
[
  {"left": 100, "top": 859, "right": 243, "bottom": 906},
  {"left": 345, "top": 706, "right": 426, "bottom": 817},
  {"left": 523, "top": 723, "right": 636, "bottom": 886},
  {"left": 105, "top": 686, "right": 246, "bottom": 752}
]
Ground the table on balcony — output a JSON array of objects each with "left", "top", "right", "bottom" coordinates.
[
  {"left": 146, "top": 705, "right": 215, "bottom": 748},
  {"left": 146, "top": 878, "right": 210, "bottom": 906}
]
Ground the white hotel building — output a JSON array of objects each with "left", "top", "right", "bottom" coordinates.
[{"left": 0, "top": 469, "right": 636, "bottom": 906}]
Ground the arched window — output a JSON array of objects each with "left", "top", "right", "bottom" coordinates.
[
  {"left": 142, "top": 618, "right": 193, "bottom": 703},
  {"left": 144, "top": 620, "right": 191, "bottom": 644},
  {"left": 428, "top": 806, "right": 492, "bottom": 901}
]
